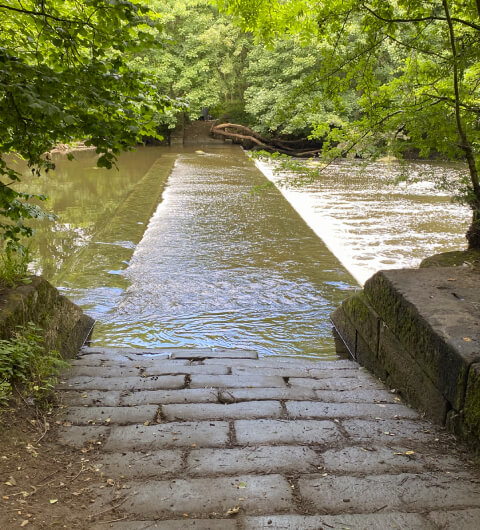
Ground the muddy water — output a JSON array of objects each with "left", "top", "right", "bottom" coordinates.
[
  {"left": 24, "top": 145, "right": 356, "bottom": 358},
  {"left": 256, "top": 158, "right": 470, "bottom": 285},
  {"left": 22, "top": 147, "right": 470, "bottom": 357}
]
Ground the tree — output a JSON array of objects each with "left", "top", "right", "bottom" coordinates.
[
  {"left": 217, "top": 0, "right": 480, "bottom": 249},
  {"left": 130, "top": 0, "right": 252, "bottom": 126},
  {"left": 0, "top": 0, "right": 173, "bottom": 250}
]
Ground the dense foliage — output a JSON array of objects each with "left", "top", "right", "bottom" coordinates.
[
  {"left": 0, "top": 0, "right": 173, "bottom": 250},
  {"left": 218, "top": 0, "right": 480, "bottom": 247}
]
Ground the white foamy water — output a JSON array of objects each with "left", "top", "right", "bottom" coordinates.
[{"left": 255, "top": 158, "right": 471, "bottom": 285}]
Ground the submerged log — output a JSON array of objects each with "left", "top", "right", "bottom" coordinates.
[{"left": 210, "top": 123, "right": 323, "bottom": 157}]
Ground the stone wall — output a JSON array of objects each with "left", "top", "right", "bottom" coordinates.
[
  {"left": 0, "top": 276, "right": 94, "bottom": 358},
  {"left": 331, "top": 266, "right": 480, "bottom": 449}
]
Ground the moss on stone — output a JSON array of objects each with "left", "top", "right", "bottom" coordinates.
[
  {"left": 0, "top": 276, "right": 94, "bottom": 358},
  {"left": 420, "top": 249, "right": 480, "bottom": 270}
]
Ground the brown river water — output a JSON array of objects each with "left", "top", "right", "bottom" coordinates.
[{"left": 19, "top": 145, "right": 469, "bottom": 359}]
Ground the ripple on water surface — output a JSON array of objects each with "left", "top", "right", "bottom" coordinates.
[{"left": 90, "top": 148, "right": 358, "bottom": 358}]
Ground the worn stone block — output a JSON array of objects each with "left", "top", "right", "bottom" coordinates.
[
  {"left": 203, "top": 357, "right": 356, "bottom": 369},
  {"left": 189, "top": 375, "right": 285, "bottom": 388},
  {"left": 364, "top": 268, "right": 480, "bottom": 410},
  {"left": 119, "top": 474, "right": 293, "bottom": 517},
  {"left": 235, "top": 419, "right": 342, "bottom": 445},
  {"left": 231, "top": 366, "right": 359, "bottom": 379},
  {"left": 121, "top": 388, "right": 218, "bottom": 406},
  {"left": 66, "top": 366, "right": 141, "bottom": 378},
  {"left": 96, "top": 450, "right": 183, "bottom": 479},
  {"left": 243, "top": 513, "right": 434, "bottom": 530},
  {"left": 219, "top": 387, "right": 316, "bottom": 402},
  {"left": 60, "top": 405, "right": 158, "bottom": 425},
  {"left": 314, "top": 389, "right": 396, "bottom": 403},
  {"left": 59, "top": 390, "right": 122, "bottom": 407},
  {"left": 320, "top": 445, "right": 460, "bottom": 474},
  {"left": 187, "top": 445, "right": 318, "bottom": 475},
  {"left": 57, "top": 425, "right": 110, "bottom": 448},
  {"left": 377, "top": 323, "right": 448, "bottom": 424},
  {"left": 428, "top": 509, "right": 480, "bottom": 530},
  {"left": 341, "top": 419, "right": 439, "bottom": 444},
  {"left": 91, "top": 521, "right": 236, "bottom": 530},
  {"left": 57, "top": 375, "right": 185, "bottom": 391},
  {"left": 163, "top": 401, "right": 282, "bottom": 421},
  {"left": 298, "top": 472, "right": 480, "bottom": 513},
  {"left": 343, "top": 292, "right": 381, "bottom": 353},
  {"left": 104, "top": 421, "right": 229, "bottom": 451},
  {"left": 289, "top": 376, "right": 378, "bottom": 391},
  {"left": 80, "top": 346, "right": 170, "bottom": 358},
  {"left": 286, "top": 401, "right": 418, "bottom": 420},
  {"left": 144, "top": 364, "right": 229, "bottom": 376},
  {"left": 171, "top": 349, "right": 258, "bottom": 359}
]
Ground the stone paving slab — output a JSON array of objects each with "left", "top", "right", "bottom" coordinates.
[
  {"left": 171, "top": 349, "right": 258, "bottom": 359},
  {"left": 104, "top": 421, "right": 230, "bottom": 451},
  {"left": 286, "top": 401, "right": 419, "bottom": 419},
  {"left": 118, "top": 474, "right": 294, "bottom": 517},
  {"left": 298, "top": 472, "right": 480, "bottom": 513},
  {"left": 320, "top": 445, "right": 464, "bottom": 474},
  {"left": 96, "top": 450, "right": 183, "bottom": 479},
  {"left": 57, "top": 375, "right": 185, "bottom": 391},
  {"left": 120, "top": 389, "right": 218, "bottom": 405},
  {"left": 428, "top": 508, "right": 480, "bottom": 530},
  {"left": 218, "top": 387, "right": 316, "bottom": 402},
  {"left": 235, "top": 419, "right": 343, "bottom": 445},
  {"left": 341, "top": 418, "right": 439, "bottom": 443},
  {"left": 189, "top": 374, "right": 286, "bottom": 388},
  {"left": 54, "top": 347, "right": 480, "bottom": 526},
  {"left": 91, "top": 520, "right": 236, "bottom": 530},
  {"left": 231, "top": 366, "right": 360, "bottom": 379},
  {"left": 61, "top": 405, "right": 159, "bottom": 425},
  {"left": 289, "top": 376, "right": 379, "bottom": 391},
  {"left": 60, "top": 390, "right": 122, "bottom": 407},
  {"left": 162, "top": 401, "right": 282, "bottom": 421},
  {"left": 186, "top": 446, "right": 319, "bottom": 475},
  {"left": 242, "top": 513, "right": 435, "bottom": 529},
  {"left": 202, "top": 357, "right": 356, "bottom": 368},
  {"left": 314, "top": 388, "right": 397, "bottom": 403}
]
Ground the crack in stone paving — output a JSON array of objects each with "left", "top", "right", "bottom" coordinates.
[{"left": 57, "top": 347, "right": 480, "bottom": 529}]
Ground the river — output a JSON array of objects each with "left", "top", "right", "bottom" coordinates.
[{"left": 21, "top": 145, "right": 469, "bottom": 358}]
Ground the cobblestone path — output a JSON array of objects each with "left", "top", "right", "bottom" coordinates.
[{"left": 57, "top": 347, "right": 480, "bottom": 529}]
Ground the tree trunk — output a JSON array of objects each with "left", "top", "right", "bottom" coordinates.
[{"left": 442, "top": 0, "right": 480, "bottom": 248}]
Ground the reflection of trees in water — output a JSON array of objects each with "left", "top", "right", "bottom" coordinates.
[{"left": 21, "top": 148, "right": 167, "bottom": 279}]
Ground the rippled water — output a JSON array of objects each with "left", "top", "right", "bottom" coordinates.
[
  {"left": 256, "top": 158, "right": 470, "bottom": 285},
  {"left": 24, "top": 146, "right": 356, "bottom": 358},
  {"left": 22, "top": 146, "right": 470, "bottom": 357}
]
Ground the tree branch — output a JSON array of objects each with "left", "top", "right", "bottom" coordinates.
[{"left": 362, "top": 3, "right": 480, "bottom": 32}]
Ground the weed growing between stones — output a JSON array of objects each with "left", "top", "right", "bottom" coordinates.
[{"left": 0, "top": 322, "right": 68, "bottom": 406}]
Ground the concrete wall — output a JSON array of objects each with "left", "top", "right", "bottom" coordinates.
[
  {"left": 331, "top": 266, "right": 480, "bottom": 449},
  {"left": 0, "top": 276, "right": 94, "bottom": 358}
]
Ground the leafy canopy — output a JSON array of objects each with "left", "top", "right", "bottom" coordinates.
[
  {"left": 217, "top": 0, "right": 480, "bottom": 247},
  {"left": 0, "top": 0, "right": 174, "bottom": 250}
]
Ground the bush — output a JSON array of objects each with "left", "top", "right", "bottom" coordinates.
[{"left": 0, "top": 323, "right": 68, "bottom": 406}]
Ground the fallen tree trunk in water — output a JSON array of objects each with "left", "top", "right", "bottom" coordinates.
[{"left": 210, "top": 123, "right": 323, "bottom": 157}]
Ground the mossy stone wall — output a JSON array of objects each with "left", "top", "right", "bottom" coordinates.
[
  {"left": 0, "top": 276, "right": 94, "bottom": 358},
  {"left": 331, "top": 261, "right": 480, "bottom": 450}
]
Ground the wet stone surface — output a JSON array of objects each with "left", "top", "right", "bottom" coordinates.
[{"left": 57, "top": 347, "right": 480, "bottom": 527}]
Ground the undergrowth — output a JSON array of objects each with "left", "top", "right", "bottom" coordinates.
[
  {"left": 0, "top": 247, "right": 32, "bottom": 288},
  {"left": 0, "top": 322, "right": 68, "bottom": 406}
]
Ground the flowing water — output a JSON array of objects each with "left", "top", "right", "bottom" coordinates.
[{"left": 21, "top": 146, "right": 470, "bottom": 358}]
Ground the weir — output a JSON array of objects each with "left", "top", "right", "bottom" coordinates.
[{"left": 5, "top": 143, "right": 480, "bottom": 527}]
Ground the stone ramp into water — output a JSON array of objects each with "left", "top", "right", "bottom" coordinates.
[{"left": 56, "top": 347, "right": 480, "bottom": 529}]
